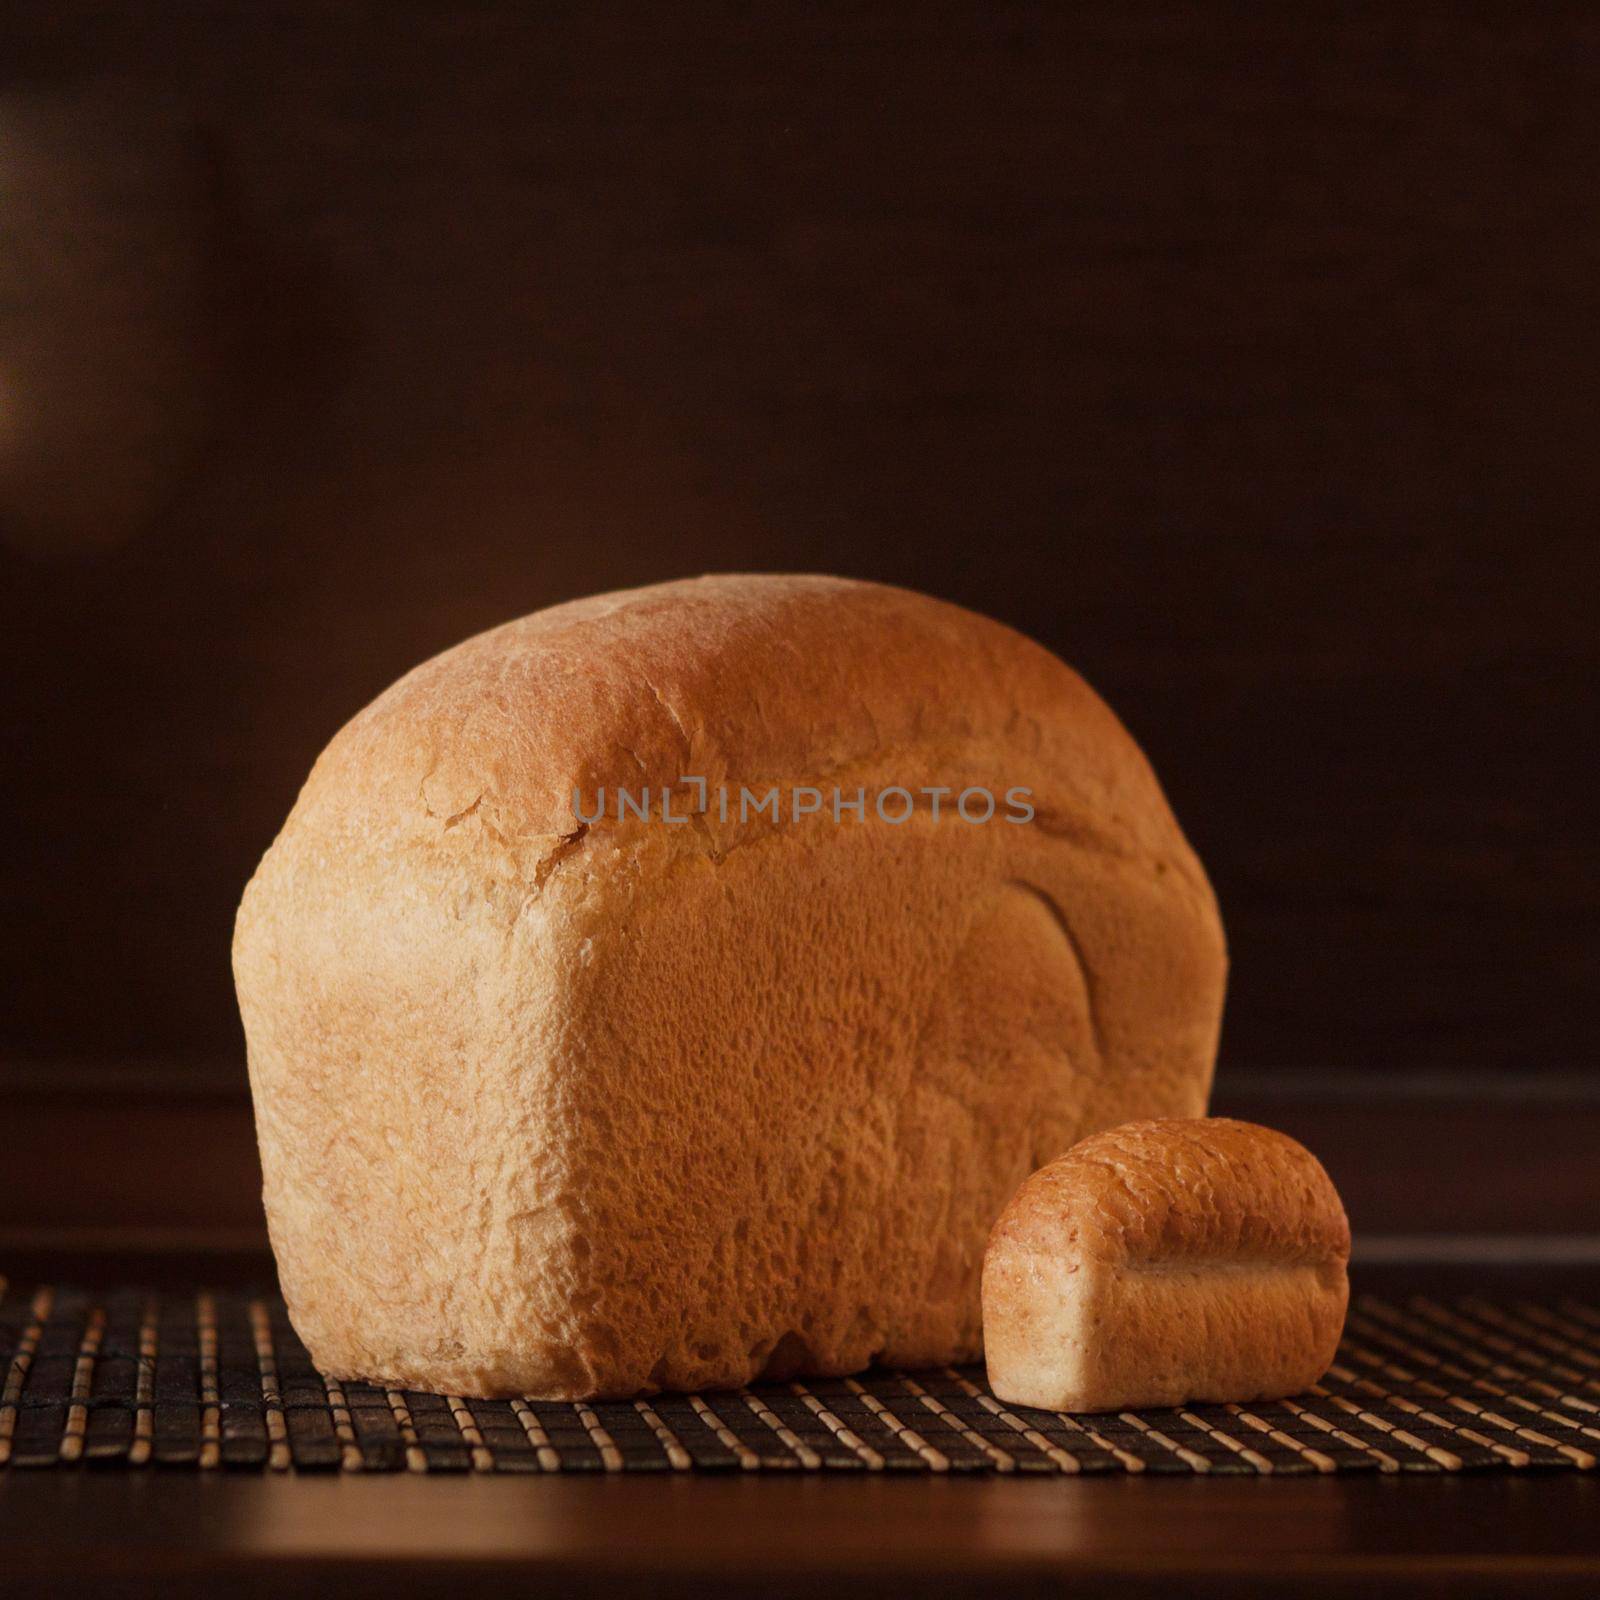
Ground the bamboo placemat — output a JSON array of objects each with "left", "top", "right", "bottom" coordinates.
[{"left": 1, "top": 1282, "right": 1596, "bottom": 1474}]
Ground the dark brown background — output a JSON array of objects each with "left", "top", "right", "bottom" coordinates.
[{"left": 2, "top": 3, "right": 1596, "bottom": 1140}]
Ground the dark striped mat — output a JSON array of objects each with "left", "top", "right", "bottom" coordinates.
[{"left": 1, "top": 1283, "right": 1596, "bottom": 1474}]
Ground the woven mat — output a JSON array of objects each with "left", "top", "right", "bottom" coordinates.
[{"left": 1, "top": 1284, "right": 1596, "bottom": 1474}]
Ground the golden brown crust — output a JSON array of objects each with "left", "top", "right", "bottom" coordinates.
[
  {"left": 295, "top": 573, "right": 1209, "bottom": 872},
  {"left": 987, "top": 1117, "right": 1351, "bottom": 1270},
  {"left": 235, "top": 575, "right": 1228, "bottom": 1399}
]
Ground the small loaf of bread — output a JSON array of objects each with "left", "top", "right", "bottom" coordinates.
[{"left": 983, "top": 1118, "right": 1348, "bottom": 1413}]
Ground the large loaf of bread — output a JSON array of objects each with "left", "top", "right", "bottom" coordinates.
[{"left": 233, "top": 575, "right": 1226, "bottom": 1398}]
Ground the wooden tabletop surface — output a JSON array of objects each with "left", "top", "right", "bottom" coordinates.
[
  {"left": 3, "top": 1261, "right": 1598, "bottom": 1595},
  {"left": 2, "top": 1470, "right": 1598, "bottom": 1598}
]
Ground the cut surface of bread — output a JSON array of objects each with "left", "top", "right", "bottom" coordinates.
[
  {"left": 983, "top": 1118, "right": 1348, "bottom": 1412},
  {"left": 234, "top": 575, "right": 1227, "bottom": 1398}
]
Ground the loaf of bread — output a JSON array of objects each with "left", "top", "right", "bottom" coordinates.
[
  {"left": 983, "top": 1118, "right": 1349, "bottom": 1413},
  {"left": 234, "top": 575, "right": 1226, "bottom": 1398}
]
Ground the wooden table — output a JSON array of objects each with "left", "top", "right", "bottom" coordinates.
[
  {"left": 4, "top": 1260, "right": 1597, "bottom": 1595},
  {"left": 2, "top": 1469, "right": 1598, "bottom": 1597}
]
